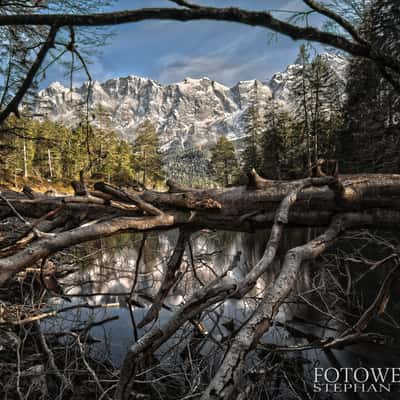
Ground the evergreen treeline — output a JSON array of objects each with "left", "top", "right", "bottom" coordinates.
[
  {"left": 241, "top": 47, "right": 343, "bottom": 180},
  {"left": 0, "top": 116, "right": 163, "bottom": 188},
  {"left": 163, "top": 141, "right": 216, "bottom": 188}
]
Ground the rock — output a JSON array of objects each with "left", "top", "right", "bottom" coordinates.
[{"left": 34, "top": 54, "right": 348, "bottom": 150}]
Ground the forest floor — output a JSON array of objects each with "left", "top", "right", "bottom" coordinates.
[{"left": 0, "top": 176, "right": 74, "bottom": 195}]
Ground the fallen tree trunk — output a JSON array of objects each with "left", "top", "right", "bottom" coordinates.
[
  {"left": 3, "top": 173, "right": 400, "bottom": 225},
  {"left": 1, "top": 173, "right": 400, "bottom": 399},
  {"left": 1, "top": 174, "right": 400, "bottom": 285}
]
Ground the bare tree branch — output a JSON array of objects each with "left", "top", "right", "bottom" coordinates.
[
  {"left": 0, "top": 5, "right": 398, "bottom": 74},
  {"left": 138, "top": 229, "right": 191, "bottom": 328},
  {"left": 302, "top": 0, "right": 366, "bottom": 44},
  {"left": 169, "top": 0, "right": 200, "bottom": 9},
  {"left": 0, "top": 25, "right": 58, "bottom": 124},
  {"left": 201, "top": 214, "right": 348, "bottom": 399}
]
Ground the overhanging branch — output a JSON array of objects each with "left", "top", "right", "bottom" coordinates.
[
  {"left": 0, "top": 5, "right": 398, "bottom": 74},
  {"left": 0, "top": 25, "right": 59, "bottom": 124}
]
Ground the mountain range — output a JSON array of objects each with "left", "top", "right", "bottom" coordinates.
[{"left": 35, "top": 53, "right": 348, "bottom": 150}]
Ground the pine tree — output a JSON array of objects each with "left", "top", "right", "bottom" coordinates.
[
  {"left": 31, "top": 119, "right": 63, "bottom": 180},
  {"left": 292, "top": 47, "right": 343, "bottom": 175},
  {"left": 63, "top": 121, "right": 92, "bottom": 179},
  {"left": 241, "top": 103, "right": 263, "bottom": 174},
  {"left": 293, "top": 44, "right": 313, "bottom": 174},
  {"left": 210, "top": 136, "right": 238, "bottom": 186},
  {"left": 261, "top": 105, "right": 295, "bottom": 180},
  {"left": 0, "top": 116, "right": 21, "bottom": 184},
  {"left": 113, "top": 140, "right": 135, "bottom": 186},
  {"left": 131, "top": 120, "right": 163, "bottom": 187}
]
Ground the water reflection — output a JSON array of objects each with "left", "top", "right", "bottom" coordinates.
[
  {"left": 47, "top": 230, "right": 279, "bottom": 364},
  {"left": 43, "top": 228, "right": 400, "bottom": 399}
]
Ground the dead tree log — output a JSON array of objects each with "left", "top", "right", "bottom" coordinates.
[
  {"left": 1, "top": 174, "right": 400, "bottom": 399},
  {"left": 1, "top": 174, "right": 400, "bottom": 285}
]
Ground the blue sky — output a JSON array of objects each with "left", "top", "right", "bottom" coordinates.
[{"left": 44, "top": 0, "right": 326, "bottom": 87}]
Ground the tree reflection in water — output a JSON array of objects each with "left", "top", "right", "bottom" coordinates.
[{"left": 38, "top": 228, "right": 400, "bottom": 399}]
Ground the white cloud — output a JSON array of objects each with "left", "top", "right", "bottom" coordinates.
[
  {"left": 156, "top": 24, "right": 301, "bottom": 85},
  {"left": 158, "top": 52, "right": 275, "bottom": 85}
]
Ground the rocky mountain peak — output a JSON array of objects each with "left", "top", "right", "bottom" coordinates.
[{"left": 35, "top": 53, "right": 348, "bottom": 149}]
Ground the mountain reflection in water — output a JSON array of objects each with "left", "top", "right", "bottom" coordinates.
[{"left": 43, "top": 228, "right": 400, "bottom": 399}]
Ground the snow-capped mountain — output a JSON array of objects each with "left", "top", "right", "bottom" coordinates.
[{"left": 35, "top": 54, "right": 348, "bottom": 149}]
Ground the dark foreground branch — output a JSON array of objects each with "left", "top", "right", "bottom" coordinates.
[{"left": 0, "top": 5, "right": 399, "bottom": 74}]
